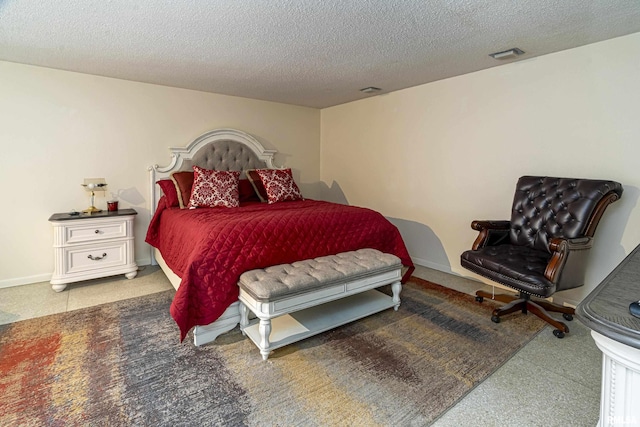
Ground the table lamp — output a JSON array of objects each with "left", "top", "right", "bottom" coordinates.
[{"left": 81, "top": 178, "right": 107, "bottom": 213}]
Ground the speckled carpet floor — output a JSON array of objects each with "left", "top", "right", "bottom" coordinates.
[{"left": 0, "top": 278, "right": 545, "bottom": 426}]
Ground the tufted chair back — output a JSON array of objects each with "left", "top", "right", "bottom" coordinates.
[{"left": 509, "top": 176, "right": 623, "bottom": 253}]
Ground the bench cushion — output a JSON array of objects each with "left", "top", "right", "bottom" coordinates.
[{"left": 239, "top": 249, "right": 401, "bottom": 302}]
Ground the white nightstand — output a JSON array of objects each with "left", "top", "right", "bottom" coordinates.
[{"left": 49, "top": 208, "right": 138, "bottom": 292}]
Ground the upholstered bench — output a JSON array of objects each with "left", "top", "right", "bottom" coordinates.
[{"left": 238, "top": 248, "right": 402, "bottom": 360}]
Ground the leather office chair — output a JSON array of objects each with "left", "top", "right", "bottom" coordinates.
[{"left": 461, "top": 176, "right": 623, "bottom": 338}]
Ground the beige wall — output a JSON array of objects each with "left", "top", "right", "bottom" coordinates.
[
  {"left": 3, "top": 32, "right": 639, "bottom": 305},
  {"left": 0, "top": 61, "right": 320, "bottom": 287},
  {"left": 321, "top": 33, "right": 640, "bottom": 306}
]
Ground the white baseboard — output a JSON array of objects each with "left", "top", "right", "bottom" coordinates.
[
  {"left": 411, "top": 255, "right": 583, "bottom": 307},
  {"left": 136, "top": 256, "right": 151, "bottom": 268},
  {"left": 411, "top": 257, "right": 454, "bottom": 274},
  {"left": 412, "top": 256, "right": 518, "bottom": 294},
  {"left": 0, "top": 257, "right": 152, "bottom": 290},
  {"left": 1, "top": 254, "right": 448, "bottom": 290},
  {"left": 0, "top": 273, "right": 52, "bottom": 289}
]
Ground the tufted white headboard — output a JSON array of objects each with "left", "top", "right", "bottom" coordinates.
[{"left": 148, "top": 128, "right": 277, "bottom": 218}]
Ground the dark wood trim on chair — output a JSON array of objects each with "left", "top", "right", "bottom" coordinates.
[
  {"left": 584, "top": 191, "right": 621, "bottom": 237},
  {"left": 476, "top": 290, "right": 573, "bottom": 337},
  {"left": 544, "top": 237, "right": 593, "bottom": 283},
  {"left": 471, "top": 220, "right": 511, "bottom": 250}
]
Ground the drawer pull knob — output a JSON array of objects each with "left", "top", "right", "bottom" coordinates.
[
  {"left": 95, "top": 230, "right": 100, "bottom": 234},
  {"left": 88, "top": 253, "right": 107, "bottom": 261}
]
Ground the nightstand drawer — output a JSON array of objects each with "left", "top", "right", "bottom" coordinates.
[
  {"left": 64, "top": 242, "right": 127, "bottom": 274},
  {"left": 64, "top": 220, "right": 128, "bottom": 244}
]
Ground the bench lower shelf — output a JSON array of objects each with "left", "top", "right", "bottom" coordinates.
[{"left": 242, "top": 289, "right": 396, "bottom": 358}]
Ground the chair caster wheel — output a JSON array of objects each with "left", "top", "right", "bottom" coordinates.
[
  {"left": 491, "top": 315, "right": 500, "bottom": 323},
  {"left": 563, "top": 313, "right": 573, "bottom": 321},
  {"left": 475, "top": 296, "right": 484, "bottom": 303},
  {"left": 553, "top": 329, "right": 565, "bottom": 339}
]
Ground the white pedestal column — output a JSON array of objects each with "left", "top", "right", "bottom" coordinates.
[{"left": 592, "top": 331, "right": 640, "bottom": 427}]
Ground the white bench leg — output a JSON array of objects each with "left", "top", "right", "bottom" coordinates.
[
  {"left": 392, "top": 281, "right": 402, "bottom": 311},
  {"left": 259, "top": 318, "right": 272, "bottom": 361},
  {"left": 239, "top": 302, "right": 249, "bottom": 335}
]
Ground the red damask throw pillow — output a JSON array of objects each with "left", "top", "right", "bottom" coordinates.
[
  {"left": 255, "top": 168, "right": 303, "bottom": 204},
  {"left": 188, "top": 166, "right": 240, "bottom": 208}
]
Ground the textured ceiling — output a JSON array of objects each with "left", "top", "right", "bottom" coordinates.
[{"left": 1, "top": 1, "right": 639, "bottom": 108}]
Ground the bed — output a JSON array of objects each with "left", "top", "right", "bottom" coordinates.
[{"left": 147, "top": 128, "right": 414, "bottom": 344}]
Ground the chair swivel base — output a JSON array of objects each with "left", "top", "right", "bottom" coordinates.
[{"left": 475, "top": 290, "right": 574, "bottom": 338}]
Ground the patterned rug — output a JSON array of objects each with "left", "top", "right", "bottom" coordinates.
[{"left": 0, "top": 278, "right": 544, "bottom": 426}]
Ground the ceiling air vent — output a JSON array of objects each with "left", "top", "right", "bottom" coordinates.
[{"left": 489, "top": 48, "right": 525, "bottom": 60}]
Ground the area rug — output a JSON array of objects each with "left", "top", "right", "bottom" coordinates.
[{"left": 0, "top": 278, "right": 545, "bottom": 426}]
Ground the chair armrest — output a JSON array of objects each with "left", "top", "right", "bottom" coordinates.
[
  {"left": 471, "top": 220, "right": 511, "bottom": 231},
  {"left": 470, "top": 220, "right": 511, "bottom": 250},
  {"left": 545, "top": 237, "right": 593, "bottom": 284}
]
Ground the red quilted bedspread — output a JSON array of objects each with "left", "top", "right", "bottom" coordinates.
[{"left": 146, "top": 198, "right": 414, "bottom": 340}]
